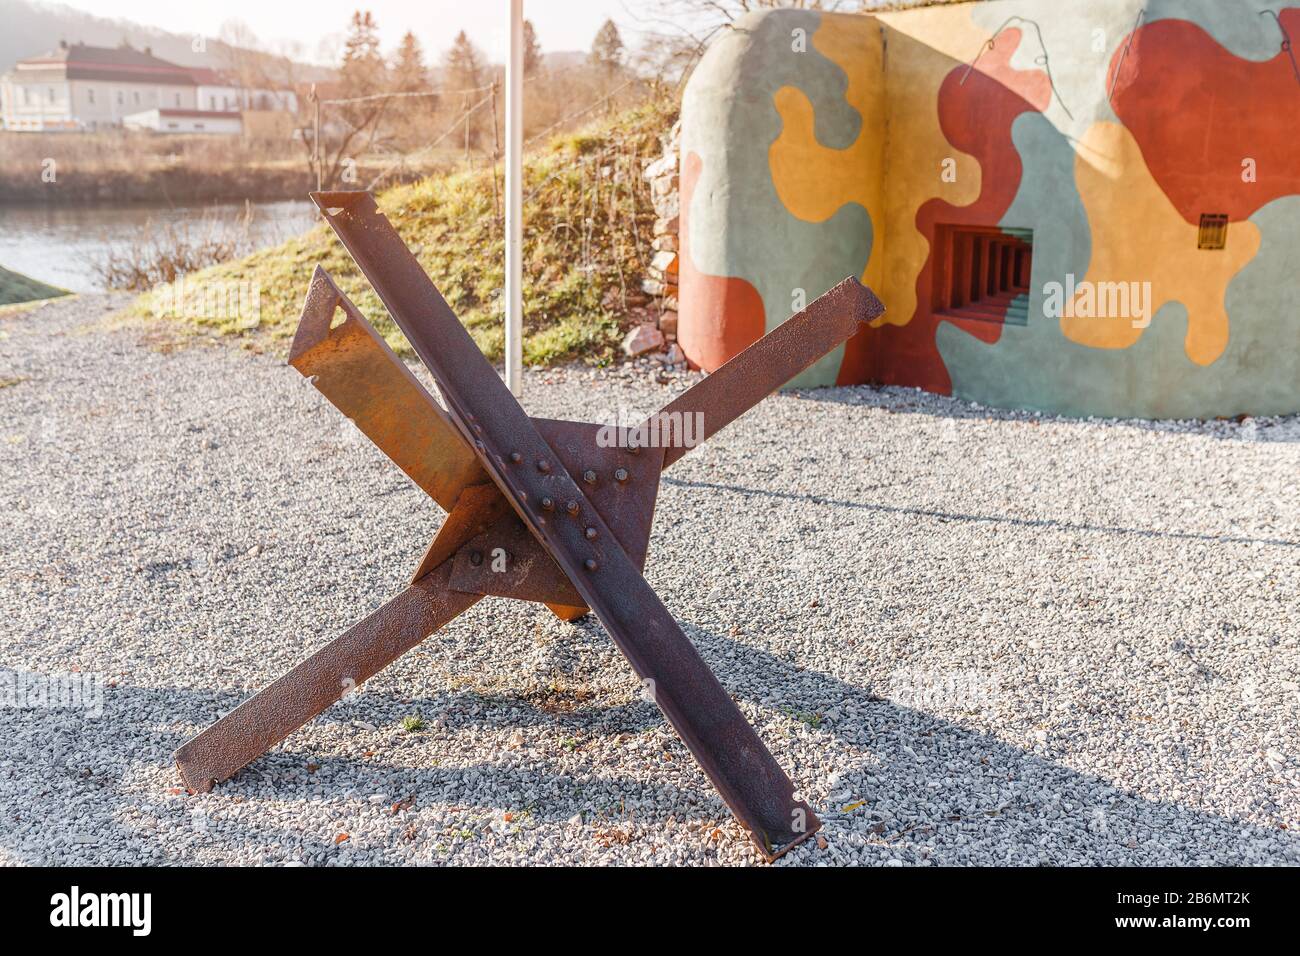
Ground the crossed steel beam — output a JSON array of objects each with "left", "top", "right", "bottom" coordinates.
[{"left": 174, "top": 190, "right": 884, "bottom": 860}]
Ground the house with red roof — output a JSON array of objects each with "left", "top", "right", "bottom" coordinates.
[{"left": 0, "top": 40, "right": 297, "bottom": 133}]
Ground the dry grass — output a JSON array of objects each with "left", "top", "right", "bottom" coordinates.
[
  {"left": 129, "top": 97, "right": 676, "bottom": 367},
  {"left": 89, "top": 204, "right": 259, "bottom": 291}
]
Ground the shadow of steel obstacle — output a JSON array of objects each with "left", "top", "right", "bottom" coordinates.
[{"left": 174, "top": 190, "right": 885, "bottom": 861}]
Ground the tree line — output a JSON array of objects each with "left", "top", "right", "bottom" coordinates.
[{"left": 299, "top": 11, "right": 643, "bottom": 189}]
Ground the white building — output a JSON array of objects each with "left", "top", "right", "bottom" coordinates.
[
  {"left": 0, "top": 41, "right": 297, "bottom": 133},
  {"left": 189, "top": 68, "right": 298, "bottom": 116},
  {"left": 0, "top": 41, "right": 196, "bottom": 131},
  {"left": 123, "top": 108, "right": 243, "bottom": 135}
]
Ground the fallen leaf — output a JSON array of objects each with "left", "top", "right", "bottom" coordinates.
[{"left": 334, "top": 833, "right": 350, "bottom": 844}]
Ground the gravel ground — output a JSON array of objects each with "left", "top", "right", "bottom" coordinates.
[{"left": 1, "top": 293, "right": 1297, "bottom": 867}]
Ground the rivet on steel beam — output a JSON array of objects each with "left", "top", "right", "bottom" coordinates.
[
  {"left": 537, "top": 459, "right": 551, "bottom": 473},
  {"left": 584, "top": 558, "right": 598, "bottom": 572},
  {"left": 614, "top": 467, "right": 629, "bottom": 483},
  {"left": 566, "top": 500, "right": 579, "bottom": 516},
  {"left": 583, "top": 470, "right": 597, "bottom": 484},
  {"left": 510, "top": 451, "right": 522, "bottom": 464},
  {"left": 470, "top": 550, "right": 484, "bottom": 566},
  {"left": 584, "top": 527, "right": 597, "bottom": 540},
  {"left": 541, "top": 496, "right": 554, "bottom": 511}
]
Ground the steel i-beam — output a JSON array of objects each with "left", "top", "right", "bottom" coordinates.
[{"left": 175, "top": 188, "right": 884, "bottom": 861}]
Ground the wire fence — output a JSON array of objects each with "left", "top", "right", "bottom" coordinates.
[
  {"left": 306, "top": 66, "right": 647, "bottom": 195},
  {"left": 317, "top": 83, "right": 495, "bottom": 107},
  {"left": 362, "top": 90, "right": 497, "bottom": 192}
]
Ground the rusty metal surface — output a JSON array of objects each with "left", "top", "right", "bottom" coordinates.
[
  {"left": 451, "top": 510, "right": 586, "bottom": 606},
  {"left": 449, "top": 420, "right": 665, "bottom": 606},
  {"left": 289, "top": 266, "right": 485, "bottom": 511},
  {"left": 410, "top": 482, "right": 512, "bottom": 583},
  {"left": 533, "top": 419, "right": 664, "bottom": 571},
  {"left": 411, "top": 480, "right": 589, "bottom": 621},
  {"left": 291, "top": 267, "right": 583, "bottom": 623},
  {"left": 312, "top": 191, "right": 826, "bottom": 858},
  {"left": 177, "top": 187, "right": 882, "bottom": 861},
  {"left": 174, "top": 560, "right": 479, "bottom": 793},
  {"left": 656, "top": 276, "right": 885, "bottom": 467}
]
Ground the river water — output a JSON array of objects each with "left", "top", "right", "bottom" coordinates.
[{"left": 0, "top": 200, "right": 318, "bottom": 293}]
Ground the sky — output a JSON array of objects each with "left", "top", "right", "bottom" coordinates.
[{"left": 60, "top": 0, "right": 672, "bottom": 63}]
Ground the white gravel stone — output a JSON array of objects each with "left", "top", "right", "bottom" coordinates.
[{"left": 0, "top": 294, "right": 1296, "bottom": 866}]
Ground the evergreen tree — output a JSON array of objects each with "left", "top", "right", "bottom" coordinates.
[
  {"left": 340, "top": 10, "right": 385, "bottom": 95},
  {"left": 443, "top": 30, "right": 485, "bottom": 91},
  {"left": 320, "top": 11, "right": 390, "bottom": 188},
  {"left": 589, "top": 19, "right": 624, "bottom": 76},
  {"left": 390, "top": 30, "right": 432, "bottom": 137},
  {"left": 442, "top": 30, "right": 486, "bottom": 148},
  {"left": 523, "top": 20, "right": 543, "bottom": 76},
  {"left": 392, "top": 31, "right": 428, "bottom": 92}
]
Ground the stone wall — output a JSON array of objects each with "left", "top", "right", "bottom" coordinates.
[{"left": 622, "top": 118, "right": 684, "bottom": 369}]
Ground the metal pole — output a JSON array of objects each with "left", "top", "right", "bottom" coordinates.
[
  {"left": 490, "top": 80, "right": 501, "bottom": 223},
  {"left": 310, "top": 85, "right": 321, "bottom": 192},
  {"left": 504, "top": 0, "right": 524, "bottom": 397},
  {"left": 462, "top": 92, "right": 470, "bottom": 161}
]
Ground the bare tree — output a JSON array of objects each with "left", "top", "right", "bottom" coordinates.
[
  {"left": 216, "top": 21, "right": 308, "bottom": 118},
  {"left": 626, "top": 0, "right": 874, "bottom": 83},
  {"left": 306, "top": 11, "right": 395, "bottom": 190}
]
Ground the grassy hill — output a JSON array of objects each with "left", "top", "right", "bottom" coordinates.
[
  {"left": 0, "top": 264, "right": 67, "bottom": 306},
  {"left": 131, "top": 99, "right": 675, "bottom": 366}
]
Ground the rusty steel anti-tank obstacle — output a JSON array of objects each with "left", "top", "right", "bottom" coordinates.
[{"left": 174, "top": 190, "right": 885, "bottom": 860}]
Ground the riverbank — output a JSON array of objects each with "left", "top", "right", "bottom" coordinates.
[
  {"left": 0, "top": 132, "right": 434, "bottom": 204},
  {"left": 0, "top": 200, "right": 318, "bottom": 293},
  {"left": 128, "top": 100, "right": 675, "bottom": 366}
]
